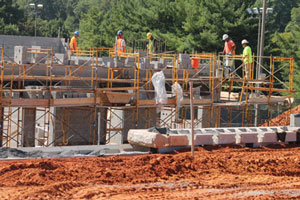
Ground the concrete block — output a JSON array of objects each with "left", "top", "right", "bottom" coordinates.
[
  {"left": 261, "top": 132, "right": 278, "bottom": 143},
  {"left": 55, "top": 53, "right": 68, "bottom": 65},
  {"left": 128, "top": 130, "right": 189, "bottom": 148},
  {"left": 290, "top": 114, "right": 300, "bottom": 127},
  {"left": 217, "top": 133, "right": 236, "bottom": 144},
  {"left": 14, "top": 46, "right": 28, "bottom": 64},
  {"left": 194, "top": 134, "right": 214, "bottom": 145},
  {"left": 286, "top": 131, "right": 297, "bottom": 142},
  {"left": 239, "top": 133, "right": 258, "bottom": 144}
]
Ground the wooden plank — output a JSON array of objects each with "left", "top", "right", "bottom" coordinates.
[
  {"left": 2, "top": 98, "right": 49, "bottom": 107},
  {"left": 52, "top": 97, "right": 96, "bottom": 107}
]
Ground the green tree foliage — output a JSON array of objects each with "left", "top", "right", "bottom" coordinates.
[{"left": 272, "top": 6, "right": 300, "bottom": 97}]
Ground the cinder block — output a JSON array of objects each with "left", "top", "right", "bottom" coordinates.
[
  {"left": 261, "top": 132, "right": 277, "bottom": 143},
  {"left": 14, "top": 46, "right": 28, "bottom": 64},
  {"left": 239, "top": 133, "right": 258, "bottom": 144},
  {"left": 286, "top": 132, "right": 296, "bottom": 142},
  {"left": 217, "top": 133, "right": 236, "bottom": 144},
  {"left": 55, "top": 53, "right": 68, "bottom": 65},
  {"left": 194, "top": 134, "right": 214, "bottom": 145}
]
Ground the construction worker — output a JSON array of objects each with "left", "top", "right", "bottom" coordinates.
[
  {"left": 223, "top": 34, "right": 236, "bottom": 55},
  {"left": 114, "top": 30, "right": 126, "bottom": 56},
  {"left": 146, "top": 32, "right": 156, "bottom": 54},
  {"left": 241, "top": 39, "right": 253, "bottom": 80},
  {"left": 70, "top": 31, "right": 79, "bottom": 54},
  {"left": 222, "top": 34, "right": 236, "bottom": 75}
]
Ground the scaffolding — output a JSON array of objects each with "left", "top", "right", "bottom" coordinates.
[{"left": 0, "top": 46, "right": 294, "bottom": 147}]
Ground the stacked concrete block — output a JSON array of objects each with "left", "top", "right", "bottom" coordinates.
[
  {"left": 102, "top": 57, "right": 115, "bottom": 68},
  {"left": 55, "top": 53, "right": 68, "bottom": 65},
  {"left": 74, "top": 57, "right": 92, "bottom": 66},
  {"left": 30, "top": 46, "right": 44, "bottom": 63},
  {"left": 125, "top": 57, "right": 135, "bottom": 67},
  {"left": 140, "top": 58, "right": 151, "bottom": 69},
  {"left": 151, "top": 61, "right": 163, "bottom": 69},
  {"left": 14, "top": 46, "right": 28, "bottom": 64},
  {"left": 179, "top": 54, "right": 191, "bottom": 69}
]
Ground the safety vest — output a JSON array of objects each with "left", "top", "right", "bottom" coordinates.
[
  {"left": 115, "top": 39, "right": 126, "bottom": 56},
  {"left": 70, "top": 36, "right": 77, "bottom": 51}
]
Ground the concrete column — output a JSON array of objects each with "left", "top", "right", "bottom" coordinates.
[
  {"left": 22, "top": 108, "right": 36, "bottom": 147},
  {"left": 122, "top": 107, "right": 156, "bottom": 144},
  {"left": 98, "top": 108, "right": 107, "bottom": 145},
  {"left": 0, "top": 107, "right": 3, "bottom": 147}
]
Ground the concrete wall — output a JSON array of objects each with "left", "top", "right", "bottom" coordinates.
[
  {"left": 53, "top": 107, "right": 107, "bottom": 146},
  {"left": 0, "top": 35, "right": 66, "bottom": 59}
]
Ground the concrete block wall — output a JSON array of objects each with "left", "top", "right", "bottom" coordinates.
[
  {"left": 53, "top": 107, "right": 107, "bottom": 146},
  {"left": 0, "top": 35, "right": 66, "bottom": 59}
]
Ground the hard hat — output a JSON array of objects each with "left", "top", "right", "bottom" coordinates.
[
  {"left": 147, "top": 32, "right": 152, "bottom": 39},
  {"left": 74, "top": 31, "right": 79, "bottom": 36},
  {"left": 222, "top": 34, "right": 229, "bottom": 40},
  {"left": 117, "top": 30, "right": 123, "bottom": 36},
  {"left": 241, "top": 39, "right": 249, "bottom": 44}
]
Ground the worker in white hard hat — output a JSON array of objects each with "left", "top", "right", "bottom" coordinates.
[
  {"left": 146, "top": 32, "right": 156, "bottom": 54},
  {"left": 222, "top": 34, "right": 236, "bottom": 76},
  {"left": 222, "top": 34, "right": 236, "bottom": 55},
  {"left": 241, "top": 39, "right": 253, "bottom": 80}
]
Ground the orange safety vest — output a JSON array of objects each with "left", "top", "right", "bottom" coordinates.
[
  {"left": 70, "top": 36, "right": 77, "bottom": 51},
  {"left": 115, "top": 39, "right": 126, "bottom": 56}
]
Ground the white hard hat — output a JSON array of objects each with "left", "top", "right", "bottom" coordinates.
[
  {"left": 222, "top": 34, "right": 229, "bottom": 40},
  {"left": 241, "top": 39, "right": 249, "bottom": 44}
]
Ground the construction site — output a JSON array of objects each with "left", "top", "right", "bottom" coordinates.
[{"left": 1, "top": 34, "right": 300, "bottom": 199}]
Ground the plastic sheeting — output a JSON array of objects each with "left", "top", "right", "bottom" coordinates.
[
  {"left": 172, "top": 82, "right": 183, "bottom": 108},
  {"left": 151, "top": 71, "right": 167, "bottom": 104}
]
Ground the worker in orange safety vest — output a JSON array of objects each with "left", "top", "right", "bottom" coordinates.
[
  {"left": 70, "top": 31, "right": 79, "bottom": 54},
  {"left": 114, "top": 30, "right": 126, "bottom": 56}
]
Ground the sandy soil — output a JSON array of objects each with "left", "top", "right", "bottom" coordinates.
[{"left": 1, "top": 145, "right": 300, "bottom": 199}]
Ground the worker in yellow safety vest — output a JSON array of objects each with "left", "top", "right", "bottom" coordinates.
[
  {"left": 241, "top": 39, "right": 253, "bottom": 80},
  {"left": 114, "top": 30, "right": 126, "bottom": 56},
  {"left": 146, "top": 32, "right": 156, "bottom": 54},
  {"left": 70, "top": 31, "right": 79, "bottom": 54}
]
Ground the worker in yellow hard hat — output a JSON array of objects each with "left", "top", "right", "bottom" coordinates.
[{"left": 146, "top": 32, "right": 156, "bottom": 54}]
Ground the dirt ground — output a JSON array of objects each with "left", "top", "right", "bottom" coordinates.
[
  {"left": 1, "top": 145, "right": 300, "bottom": 199},
  {"left": 261, "top": 104, "right": 300, "bottom": 127}
]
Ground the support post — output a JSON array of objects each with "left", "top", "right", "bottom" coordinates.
[{"left": 190, "top": 81, "right": 195, "bottom": 158}]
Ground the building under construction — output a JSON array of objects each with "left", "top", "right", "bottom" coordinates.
[{"left": 0, "top": 35, "right": 294, "bottom": 148}]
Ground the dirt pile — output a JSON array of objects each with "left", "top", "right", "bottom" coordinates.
[
  {"left": 1, "top": 145, "right": 300, "bottom": 199},
  {"left": 261, "top": 104, "right": 300, "bottom": 126}
]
